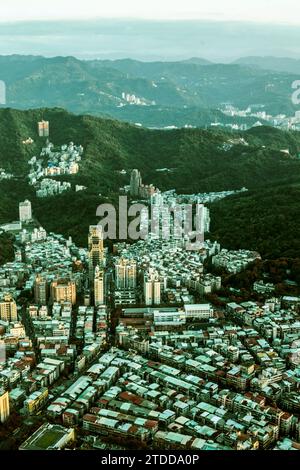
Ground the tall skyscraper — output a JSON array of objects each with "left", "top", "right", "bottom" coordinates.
[
  {"left": 115, "top": 258, "right": 137, "bottom": 290},
  {"left": 144, "top": 269, "right": 161, "bottom": 306},
  {"left": 130, "top": 169, "right": 142, "bottom": 197},
  {"left": 38, "top": 120, "right": 49, "bottom": 137},
  {"left": 201, "top": 206, "right": 211, "bottom": 233},
  {"left": 94, "top": 266, "right": 105, "bottom": 306},
  {"left": 144, "top": 279, "right": 153, "bottom": 306},
  {"left": 193, "top": 204, "right": 210, "bottom": 234},
  {"left": 34, "top": 274, "right": 48, "bottom": 305},
  {"left": 0, "top": 389, "right": 10, "bottom": 423},
  {"left": 0, "top": 294, "right": 18, "bottom": 322},
  {"left": 19, "top": 200, "right": 32, "bottom": 223},
  {"left": 51, "top": 279, "right": 76, "bottom": 305},
  {"left": 88, "top": 225, "right": 105, "bottom": 280}
]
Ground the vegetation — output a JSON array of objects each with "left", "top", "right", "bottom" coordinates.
[
  {"left": 0, "top": 108, "right": 300, "bottom": 257},
  {"left": 1, "top": 108, "right": 300, "bottom": 193},
  {"left": 0, "top": 55, "right": 299, "bottom": 128},
  {"left": 0, "top": 232, "right": 15, "bottom": 264},
  {"left": 210, "top": 182, "right": 300, "bottom": 259},
  {"left": 227, "top": 258, "right": 300, "bottom": 295},
  {"left": 33, "top": 191, "right": 120, "bottom": 248}
]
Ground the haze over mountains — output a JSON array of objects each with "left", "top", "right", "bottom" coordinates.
[
  {"left": 0, "top": 18, "right": 299, "bottom": 258},
  {"left": 235, "top": 57, "right": 300, "bottom": 75},
  {"left": 0, "top": 54, "right": 299, "bottom": 128},
  {"left": 1, "top": 20, "right": 300, "bottom": 62}
]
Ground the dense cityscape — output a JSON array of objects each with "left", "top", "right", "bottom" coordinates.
[
  {"left": 0, "top": 125, "right": 299, "bottom": 452},
  {"left": 1, "top": 0, "right": 300, "bottom": 460}
]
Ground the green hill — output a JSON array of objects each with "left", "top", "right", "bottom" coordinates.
[
  {"left": 1, "top": 107, "right": 300, "bottom": 193},
  {"left": 0, "top": 108, "right": 300, "bottom": 256},
  {"left": 210, "top": 182, "right": 300, "bottom": 259}
]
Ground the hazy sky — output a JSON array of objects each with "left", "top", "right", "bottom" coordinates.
[{"left": 1, "top": 0, "right": 299, "bottom": 24}]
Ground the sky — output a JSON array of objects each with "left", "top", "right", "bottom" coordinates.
[{"left": 0, "top": 0, "right": 299, "bottom": 24}]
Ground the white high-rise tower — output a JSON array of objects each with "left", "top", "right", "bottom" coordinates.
[{"left": 19, "top": 200, "right": 32, "bottom": 223}]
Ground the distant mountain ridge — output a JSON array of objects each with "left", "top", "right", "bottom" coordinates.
[
  {"left": 234, "top": 56, "right": 300, "bottom": 74},
  {"left": 0, "top": 55, "right": 298, "bottom": 128}
]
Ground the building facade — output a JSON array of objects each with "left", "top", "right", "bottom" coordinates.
[
  {"left": 0, "top": 294, "right": 18, "bottom": 322},
  {"left": 51, "top": 279, "right": 76, "bottom": 305},
  {"left": 19, "top": 200, "right": 32, "bottom": 223},
  {"left": 94, "top": 266, "right": 105, "bottom": 306},
  {"left": 115, "top": 258, "right": 137, "bottom": 291},
  {"left": 130, "top": 169, "right": 142, "bottom": 197},
  {"left": 34, "top": 274, "right": 48, "bottom": 305},
  {"left": 88, "top": 225, "right": 105, "bottom": 279},
  {"left": 0, "top": 389, "right": 10, "bottom": 423}
]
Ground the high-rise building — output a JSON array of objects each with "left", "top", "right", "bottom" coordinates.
[
  {"left": 0, "top": 294, "right": 18, "bottom": 322},
  {"left": 51, "top": 279, "right": 76, "bottom": 305},
  {"left": 0, "top": 389, "right": 10, "bottom": 423},
  {"left": 144, "top": 270, "right": 161, "bottom": 306},
  {"left": 115, "top": 258, "right": 137, "bottom": 291},
  {"left": 194, "top": 204, "right": 210, "bottom": 234},
  {"left": 202, "top": 206, "right": 211, "bottom": 233},
  {"left": 88, "top": 225, "right": 105, "bottom": 280},
  {"left": 144, "top": 280, "right": 151, "bottom": 305},
  {"left": 19, "top": 200, "right": 32, "bottom": 223},
  {"left": 94, "top": 266, "right": 105, "bottom": 306},
  {"left": 130, "top": 169, "right": 142, "bottom": 197},
  {"left": 153, "top": 280, "right": 161, "bottom": 305},
  {"left": 38, "top": 120, "right": 49, "bottom": 137},
  {"left": 34, "top": 274, "right": 48, "bottom": 305}
]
